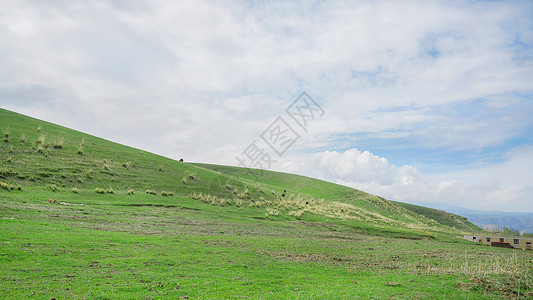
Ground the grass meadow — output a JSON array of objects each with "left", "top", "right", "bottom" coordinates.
[
  {"left": 1, "top": 108, "right": 532, "bottom": 298},
  {"left": 1, "top": 188, "right": 532, "bottom": 299}
]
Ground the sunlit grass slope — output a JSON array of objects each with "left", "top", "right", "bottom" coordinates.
[
  {"left": 2, "top": 108, "right": 533, "bottom": 299},
  {"left": 193, "top": 163, "right": 484, "bottom": 236},
  {"left": 0, "top": 107, "right": 479, "bottom": 237},
  {"left": 393, "top": 201, "right": 484, "bottom": 233}
]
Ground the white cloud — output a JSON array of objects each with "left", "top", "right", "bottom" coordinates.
[
  {"left": 0, "top": 0, "right": 532, "bottom": 211},
  {"left": 276, "top": 146, "right": 533, "bottom": 212}
]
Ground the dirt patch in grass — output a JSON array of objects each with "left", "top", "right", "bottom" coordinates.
[
  {"left": 257, "top": 249, "right": 332, "bottom": 263},
  {"left": 456, "top": 275, "right": 533, "bottom": 298}
]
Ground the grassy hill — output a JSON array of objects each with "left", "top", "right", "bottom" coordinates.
[
  {"left": 392, "top": 201, "right": 484, "bottom": 233},
  {"left": 0, "top": 108, "right": 478, "bottom": 237},
  {"left": 1, "top": 107, "right": 531, "bottom": 299}
]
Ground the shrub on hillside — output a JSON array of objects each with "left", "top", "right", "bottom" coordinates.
[
  {"left": 2, "top": 128, "right": 9, "bottom": 142},
  {"left": 0, "top": 167, "right": 14, "bottom": 177},
  {"left": 36, "top": 135, "right": 46, "bottom": 145},
  {"left": 0, "top": 181, "right": 11, "bottom": 190},
  {"left": 48, "top": 184, "right": 58, "bottom": 192},
  {"left": 77, "top": 138, "right": 84, "bottom": 155},
  {"left": 161, "top": 191, "right": 174, "bottom": 196},
  {"left": 52, "top": 138, "right": 64, "bottom": 149}
]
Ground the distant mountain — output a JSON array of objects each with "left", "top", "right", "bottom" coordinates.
[
  {"left": 460, "top": 214, "right": 533, "bottom": 234},
  {"left": 410, "top": 202, "right": 533, "bottom": 234}
]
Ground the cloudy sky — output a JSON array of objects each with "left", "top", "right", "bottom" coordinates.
[{"left": 1, "top": 0, "right": 532, "bottom": 212}]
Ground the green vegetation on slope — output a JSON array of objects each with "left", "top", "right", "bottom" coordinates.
[
  {"left": 392, "top": 201, "right": 484, "bottom": 233},
  {"left": 1, "top": 189, "right": 532, "bottom": 299},
  {"left": 0, "top": 108, "right": 479, "bottom": 237},
  {"left": 3, "top": 108, "right": 529, "bottom": 299},
  {"left": 193, "top": 163, "right": 486, "bottom": 237}
]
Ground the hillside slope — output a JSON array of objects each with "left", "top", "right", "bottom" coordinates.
[
  {"left": 392, "top": 201, "right": 484, "bottom": 233},
  {"left": 193, "top": 163, "right": 482, "bottom": 236},
  {"left": 0, "top": 108, "right": 480, "bottom": 237}
]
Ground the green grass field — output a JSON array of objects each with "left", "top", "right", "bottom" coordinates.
[{"left": 1, "top": 108, "right": 532, "bottom": 299}]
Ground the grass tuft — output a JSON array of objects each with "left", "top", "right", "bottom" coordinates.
[
  {"left": 2, "top": 127, "right": 9, "bottom": 142},
  {"left": 0, "top": 167, "right": 14, "bottom": 177},
  {"left": 72, "top": 187, "right": 79, "bottom": 193},
  {"left": 95, "top": 188, "right": 105, "bottom": 194},
  {"left": 0, "top": 181, "right": 11, "bottom": 190},
  {"left": 53, "top": 138, "right": 64, "bottom": 149},
  {"left": 36, "top": 135, "right": 46, "bottom": 145},
  {"left": 48, "top": 184, "right": 58, "bottom": 192},
  {"left": 77, "top": 138, "right": 84, "bottom": 155}
]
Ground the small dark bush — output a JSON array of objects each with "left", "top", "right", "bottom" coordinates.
[
  {"left": 161, "top": 191, "right": 174, "bottom": 196},
  {"left": 2, "top": 128, "right": 9, "bottom": 143},
  {"left": 0, "top": 181, "right": 10, "bottom": 190},
  {"left": 53, "top": 138, "right": 64, "bottom": 149}
]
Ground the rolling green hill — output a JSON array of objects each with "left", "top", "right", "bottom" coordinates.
[
  {"left": 4, "top": 107, "right": 530, "bottom": 299},
  {"left": 0, "top": 108, "right": 478, "bottom": 237},
  {"left": 392, "top": 201, "right": 483, "bottom": 233}
]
